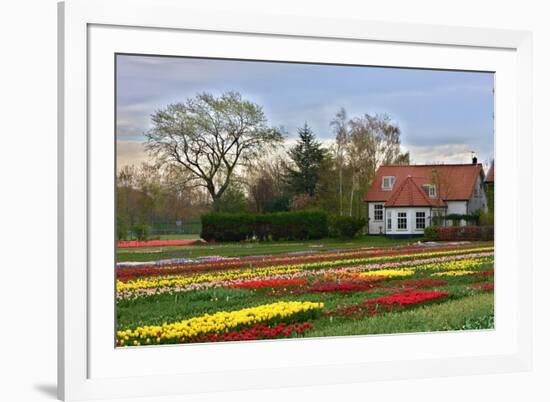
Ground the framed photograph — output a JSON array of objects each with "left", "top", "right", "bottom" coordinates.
[{"left": 58, "top": 0, "right": 533, "bottom": 400}]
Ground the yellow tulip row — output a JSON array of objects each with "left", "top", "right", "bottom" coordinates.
[
  {"left": 117, "top": 300, "right": 324, "bottom": 346},
  {"left": 413, "top": 257, "right": 491, "bottom": 271},
  {"left": 358, "top": 268, "right": 415, "bottom": 278},
  {"left": 431, "top": 270, "right": 476, "bottom": 277},
  {"left": 117, "top": 247, "right": 494, "bottom": 292},
  {"left": 117, "top": 265, "right": 301, "bottom": 291}
]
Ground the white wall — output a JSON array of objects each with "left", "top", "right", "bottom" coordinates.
[
  {"left": 2, "top": 1, "right": 548, "bottom": 402},
  {"left": 367, "top": 202, "right": 385, "bottom": 234},
  {"left": 446, "top": 201, "right": 468, "bottom": 215},
  {"left": 385, "top": 207, "right": 431, "bottom": 235},
  {"left": 468, "top": 175, "right": 488, "bottom": 213}
]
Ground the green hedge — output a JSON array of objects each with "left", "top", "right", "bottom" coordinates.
[
  {"left": 329, "top": 215, "right": 366, "bottom": 238},
  {"left": 200, "top": 213, "right": 255, "bottom": 242},
  {"left": 200, "top": 210, "right": 329, "bottom": 242},
  {"left": 424, "top": 225, "right": 494, "bottom": 241}
]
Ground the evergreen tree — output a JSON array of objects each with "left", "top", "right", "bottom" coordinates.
[{"left": 286, "top": 123, "right": 326, "bottom": 197}]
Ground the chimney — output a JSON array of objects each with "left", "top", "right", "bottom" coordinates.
[{"left": 472, "top": 156, "right": 478, "bottom": 165}]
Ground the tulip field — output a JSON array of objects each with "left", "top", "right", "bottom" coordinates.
[{"left": 116, "top": 240, "right": 494, "bottom": 347}]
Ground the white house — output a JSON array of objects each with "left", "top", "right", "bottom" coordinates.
[{"left": 364, "top": 159, "right": 487, "bottom": 237}]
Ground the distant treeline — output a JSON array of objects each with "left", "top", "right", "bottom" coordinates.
[{"left": 117, "top": 91, "right": 410, "bottom": 237}]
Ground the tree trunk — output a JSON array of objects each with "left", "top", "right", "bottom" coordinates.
[
  {"left": 339, "top": 168, "right": 343, "bottom": 216},
  {"left": 349, "top": 177, "right": 355, "bottom": 217}
]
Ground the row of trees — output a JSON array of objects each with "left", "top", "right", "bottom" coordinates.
[{"left": 117, "top": 91, "right": 411, "bottom": 233}]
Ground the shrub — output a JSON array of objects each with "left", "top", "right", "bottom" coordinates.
[
  {"left": 117, "top": 216, "right": 129, "bottom": 240},
  {"left": 267, "top": 210, "right": 328, "bottom": 241},
  {"left": 329, "top": 215, "right": 366, "bottom": 238},
  {"left": 131, "top": 223, "right": 151, "bottom": 241},
  {"left": 423, "top": 225, "right": 439, "bottom": 241},
  {"left": 479, "top": 210, "right": 494, "bottom": 226},
  {"left": 435, "top": 225, "right": 493, "bottom": 241},
  {"left": 200, "top": 213, "right": 255, "bottom": 242},
  {"left": 265, "top": 195, "right": 290, "bottom": 213},
  {"left": 200, "top": 210, "right": 329, "bottom": 242}
]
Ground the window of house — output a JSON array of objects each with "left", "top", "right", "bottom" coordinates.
[
  {"left": 423, "top": 184, "right": 437, "bottom": 198},
  {"left": 416, "top": 211, "right": 426, "bottom": 230},
  {"left": 387, "top": 211, "right": 392, "bottom": 231},
  {"left": 374, "top": 204, "right": 383, "bottom": 221},
  {"left": 382, "top": 176, "right": 395, "bottom": 190},
  {"left": 397, "top": 212, "right": 407, "bottom": 230}
]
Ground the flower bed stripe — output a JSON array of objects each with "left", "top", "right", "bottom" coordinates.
[
  {"left": 116, "top": 251, "right": 494, "bottom": 299},
  {"left": 116, "top": 301, "right": 324, "bottom": 346},
  {"left": 188, "top": 322, "right": 313, "bottom": 343},
  {"left": 116, "top": 246, "right": 494, "bottom": 280},
  {"left": 330, "top": 290, "right": 449, "bottom": 319},
  {"left": 229, "top": 278, "right": 308, "bottom": 289}
]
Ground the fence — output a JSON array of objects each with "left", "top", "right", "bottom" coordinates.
[{"left": 149, "top": 221, "right": 202, "bottom": 236}]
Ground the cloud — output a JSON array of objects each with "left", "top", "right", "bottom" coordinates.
[
  {"left": 402, "top": 143, "right": 476, "bottom": 164},
  {"left": 117, "top": 141, "right": 151, "bottom": 169}
]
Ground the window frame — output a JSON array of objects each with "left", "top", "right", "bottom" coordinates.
[
  {"left": 397, "top": 212, "right": 408, "bottom": 230},
  {"left": 415, "top": 211, "right": 426, "bottom": 230},
  {"left": 387, "top": 211, "right": 392, "bottom": 231},
  {"left": 381, "top": 176, "right": 395, "bottom": 190},
  {"left": 373, "top": 204, "right": 384, "bottom": 222}
]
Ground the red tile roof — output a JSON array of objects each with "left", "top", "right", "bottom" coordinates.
[
  {"left": 485, "top": 163, "right": 494, "bottom": 183},
  {"left": 384, "top": 177, "right": 446, "bottom": 207},
  {"left": 365, "top": 164, "right": 484, "bottom": 204}
]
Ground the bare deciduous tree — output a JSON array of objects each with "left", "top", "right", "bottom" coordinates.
[
  {"left": 330, "top": 107, "right": 349, "bottom": 216},
  {"left": 346, "top": 113, "right": 409, "bottom": 216},
  {"left": 146, "top": 91, "right": 285, "bottom": 207}
]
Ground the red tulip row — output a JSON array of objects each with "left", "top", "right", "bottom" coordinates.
[
  {"left": 117, "top": 239, "right": 206, "bottom": 248},
  {"left": 308, "top": 277, "right": 383, "bottom": 293},
  {"left": 186, "top": 322, "right": 314, "bottom": 343},
  {"left": 386, "top": 278, "right": 449, "bottom": 289},
  {"left": 330, "top": 290, "right": 449, "bottom": 319},
  {"left": 116, "top": 245, "right": 490, "bottom": 281},
  {"left": 470, "top": 282, "right": 494, "bottom": 292},
  {"left": 228, "top": 278, "right": 308, "bottom": 289}
]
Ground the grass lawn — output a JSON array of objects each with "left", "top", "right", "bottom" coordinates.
[
  {"left": 307, "top": 292, "right": 494, "bottom": 337},
  {"left": 117, "top": 235, "right": 416, "bottom": 262}
]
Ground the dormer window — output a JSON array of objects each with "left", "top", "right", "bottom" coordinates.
[
  {"left": 422, "top": 184, "right": 437, "bottom": 198},
  {"left": 382, "top": 176, "right": 395, "bottom": 190}
]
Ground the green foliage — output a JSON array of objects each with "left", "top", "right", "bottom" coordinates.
[
  {"left": 131, "top": 223, "right": 151, "bottom": 241},
  {"left": 200, "top": 210, "right": 329, "bottom": 242},
  {"left": 423, "top": 225, "right": 439, "bottom": 241},
  {"left": 265, "top": 195, "right": 291, "bottom": 212},
  {"left": 479, "top": 210, "right": 494, "bottom": 226},
  {"left": 486, "top": 183, "right": 494, "bottom": 213},
  {"left": 267, "top": 210, "right": 329, "bottom": 241},
  {"left": 329, "top": 215, "right": 366, "bottom": 238},
  {"left": 117, "top": 215, "right": 129, "bottom": 240},
  {"left": 200, "top": 213, "right": 255, "bottom": 242},
  {"left": 286, "top": 123, "right": 326, "bottom": 197},
  {"left": 213, "top": 185, "right": 248, "bottom": 213}
]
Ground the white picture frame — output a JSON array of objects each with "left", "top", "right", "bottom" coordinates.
[{"left": 58, "top": 0, "right": 533, "bottom": 400}]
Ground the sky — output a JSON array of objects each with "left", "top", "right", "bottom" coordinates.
[{"left": 116, "top": 54, "right": 494, "bottom": 169}]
